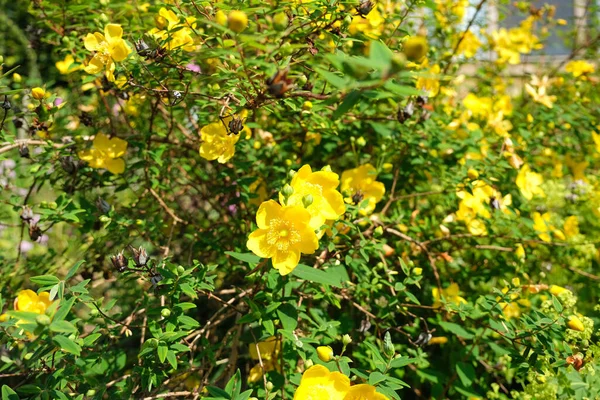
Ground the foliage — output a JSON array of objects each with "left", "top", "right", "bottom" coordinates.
[{"left": 0, "top": 0, "right": 599, "bottom": 399}]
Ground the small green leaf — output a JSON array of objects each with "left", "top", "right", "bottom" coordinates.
[
  {"left": 166, "top": 350, "right": 178, "bottom": 369},
  {"left": 456, "top": 362, "right": 476, "bottom": 387},
  {"left": 277, "top": 303, "right": 298, "bottom": 331},
  {"left": 53, "top": 335, "right": 81, "bottom": 356},
  {"left": 438, "top": 321, "right": 474, "bottom": 339},
  {"left": 368, "top": 371, "right": 387, "bottom": 386},
  {"left": 30, "top": 275, "right": 60, "bottom": 287},
  {"left": 292, "top": 264, "right": 343, "bottom": 287},
  {"left": 157, "top": 344, "right": 168, "bottom": 363},
  {"left": 2, "top": 385, "right": 19, "bottom": 400},
  {"left": 177, "top": 315, "right": 200, "bottom": 328},
  {"left": 333, "top": 90, "right": 361, "bottom": 120},
  {"left": 50, "top": 320, "right": 77, "bottom": 334},
  {"left": 65, "top": 260, "right": 85, "bottom": 280}
]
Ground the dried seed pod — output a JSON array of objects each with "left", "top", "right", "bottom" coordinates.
[{"left": 110, "top": 251, "right": 128, "bottom": 272}]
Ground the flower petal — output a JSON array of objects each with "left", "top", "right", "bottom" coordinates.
[
  {"left": 246, "top": 229, "right": 272, "bottom": 258},
  {"left": 84, "top": 33, "right": 103, "bottom": 51},
  {"left": 84, "top": 54, "right": 105, "bottom": 74},
  {"left": 255, "top": 200, "right": 282, "bottom": 230},
  {"left": 110, "top": 40, "right": 131, "bottom": 62},
  {"left": 104, "top": 24, "right": 123, "bottom": 42},
  {"left": 104, "top": 158, "right": 126, "bottom": 174},
  {"left": 272, "top": 249, "right": 300, "bottom": 276}
]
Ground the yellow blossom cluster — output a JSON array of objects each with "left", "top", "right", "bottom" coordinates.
[
  {"left": 247, "top": 165, "right": 346, "bottom": 275},
  {"left": 455, "top": 180, "right": 511, "bottom": 236},
  {"left": 199, "top": 110, "right": 251, "bottom": 163},
  {"left": 489, "top": 17, "right": 542, "bottom": 65},
  {"left": 83, "top": 24, "right": 132, "bottom": 82},
  {"left": 148, "top": 8, "right": 197, "bottom": 52}
]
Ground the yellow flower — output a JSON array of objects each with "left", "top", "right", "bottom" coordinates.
[
  {"left": 199, "top": 112, "right": 248, "bottom": 163},
  {"left": 525, "top": 75, "right": 556, "bottom": 109},
  {"left": 55, "top": 54, "right": 80, "bottom": 75},
  {"left": 516, "top": 164, "right": 544, "bottom": 200},
  {"left": 215, "top": 10, "right": 228, "bottom": 26},
  {"left": 84, "top": 24, "right": 132, "bottom": 82},
  {"left": 416, "top": 64, "right": 441, "bottom": 97},
  {"left": 149, "top": 8, "right": 197, "bottom": 52},
  {"left": 455, "top": 31, "right": 481, "bottom": 58},
  {"left": 549, "top": 285, "right": 570, "bottom": 296},
  {"left": 432, "top": 283, "right": 466, "bottom": 308},
  {"left": 15, "top": 290, "right": 54, "bottom": 314},
  {"left": 293, "top": 365, "right": 350, "bottom": 400},
  {"left": 344, "top": 384, "right": 389, "bottom": 400},
  {"left": 563, "top": 216, "right": 579, "bottom": 239},
  {"left": 565, "top": 60, "right": 595, "bottom": 78},
  {"left": 31, "top": 87, "right": 46, "bottom": 100},
  {"left": 247, "top": 200, "right": 319, "bottom": 275},
  {"left": 282, "top": 165, "right": 346, "bottom": 231},
  {"left": 532, "top": 212, "right": 564, "bottom": 243},
  {"left": 317, "top": 346, "right": 334, "bottom": 362},
  {"left": 228, "top": 10, "right": 248, "bottom": 33},
  {"left": 0, "top": 290, "right": 55, "bottom": 328},
  {"left": 78, "top": 132, "right": 128, "bottom": 174},
  {"left": 515, "top": 243, "right": 526, "bottom": 260},
  {"left": 248, "top": 336, "right": 281, "bottom": 383},
  {"left": 403, "top": 36, "right": 428, "bottom": 62},
  {"left": 341, "top": 164, "right": 385, "bottom": 215},
  {"left": 348, "top": 8, "right": 384, "bottom": 39}
]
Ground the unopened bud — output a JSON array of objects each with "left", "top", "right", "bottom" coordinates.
[
  {"left": 383, "top": 331, "right": 394, "bottom": 356},
  {"left": 342, "top": 334, "right": 352, "bottom": 346},
  {"left": 316, "top": 345, "right": 334, "bottom": 362},
  {"left": 266, "top": 381, "right": 274, "bottom": 391},
  {"left": 374, "top": 226, "right": 384, "bottom": 237},
  {"left": 282, "top": 184, "right": 294, "bottom": 198},
  {"left": 161, "top": 308, "right": 171, "bottom": 318},
  {"left": 302, "top": 194, "right": 314, "bottom": 208}
]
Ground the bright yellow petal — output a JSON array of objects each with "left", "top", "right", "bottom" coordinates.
[
  {"left": 110, "top": 40, "right": 131, "bottom": 62},
  {"left": 84, "top": 33, "right": 102, "bottom": 51},
  {"left": 15, "top": 290, "right": 38, "bottom": 312},
  {"left": 104, "top": 24, "right": 123, "bottom": 42},
  {"left": 272, "top": 249, "right": 301, "bottom": 275},
  {"left": 255, "top": 200, "right": 282, "bottom": 230},
  {"left": 84, "top": 54, "right": 105, "bottom": 74},
  {"left": 102, "top": 158, "right": 125, "bottom": 174},
  {"left": 297, "top": 227, "right": 319, "bottom": 255},
  {"left": 247, "top": 229, "right": 272, "bottom": 258}
]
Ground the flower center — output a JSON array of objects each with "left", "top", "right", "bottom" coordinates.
[{"left": 266, "top": 219, "right": 301, "bottom": 252}]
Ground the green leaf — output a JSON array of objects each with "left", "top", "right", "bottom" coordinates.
[
  {"left": 333, "top": 90, "right": 361, "bottom": 120},
  {"left": 438, "top": 321, "right": 474, "bottom": 339},
  {"left": 50, "top": 320, "right": 77, "bottom": 334},
  {"left": 277, "top": 303, "right": 298, "bottom": 331},
  {"left": 82, "top": 333, "right": 102, "bottom": 346},
  {"left": 177, "top": 315, "right": 200, "bottom": 328},
  {"left": 368, "top": 371, "right": 387, "bottom": 386},
  {"left": 65, "top": 260, "right": 85, "bottom": 280},
  {"left": 157, "top": 344, "right": 168, "bottom": 363},
  {"left": 166, "top": 350, "right": 178, "bottom": 369},
  {"left": 53, "top": 297, "right": 75, "bottom": 322},
  {"left": 225, "top": 251, "right": 260, "bottom": 265},
  {"left": 2, "top": 385, "right": 19, "bottom": 400},
  {"left": 369, "top": 40, "right": 393, "bottom": 69},
  {"left": 175, "top": 302, "right": 197, "bottom": 311},
  {"left": 30, "top": 275, "right": 60, "bottom": 287},
  {"left": 53, "top": 335, "right": 81, "bottom": 356},
  {"left": 552, "top": 295, "right": 563, "bottom": 313},
  {"left": 292, "top": 264, "right": 343, "bottom": 288},
  {"left": 205, "top": 386, "right": 230, "bottom": 399},
  {"left": 456, "top": 362, "right": 475, "bottom": 387},
  {"left": 315, "top": 68, "right": 347, "bottom": 89}
]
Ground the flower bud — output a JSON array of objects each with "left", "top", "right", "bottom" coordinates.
[
  {"left": 467, "top": 169, "right": 479, "bottom": 180},
  {"left": 36, "top": 314, "right": 51, "bottom": 326},
  {"left": 374, "top": 226, "right": 384, "bottom": 237},
  {"left": 383, "top": 331, "right": 394, "bottom": 356},
  {"left": 13, "top": 73, "right": 22, "bottom": 83},
  {"left": 282, "top": 184, "right": 294, "bottom": 198},
  {"left": 161, "top": 308, "right": 171, "bottom": 318},
  {"left": 549, "top": 285, "right": 570, "bottom": 296},
  {"left": 228, "top": 10, "right": 248, "bottom": 33},
  {"left": 266, "top": 381, "right": 274, "bottom": 391},
  {"left": 413, "top": 267, "right": 422, "bottom": 275},
  {"left": 302, "top": 101, "right": 313, "bottom": 111},
  {"left": 356, "top": 136, "right": 366, "bottom": 147},
  {"left": 177, "top": 265, "right": 186, "bottom": 275},
  {"left": 305, "top": 359, "right": 314, "bottom": 368},
  {"left": 215, "top": 10, "right": 227, "bottom": 26},
  {"left": 302, "top": 194, "right": 314, "bottom": 208},
  {"left": 146, "top": 338, "right": 159, "bottom": 348},
  {"left": 316, "top": 345, "right": 334, "bottom": 362},
  {"left": 567, "top": 316, "right": 585, "bottom": 332},
  {"left": 342, "top": 334, "right": 352, "bottom": 346},
  {"left": 273, "top": 12, "right": 289, "bottom": 30},
  {"left": 31, "top": 87, "right": 46, "bottom": 100}
]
